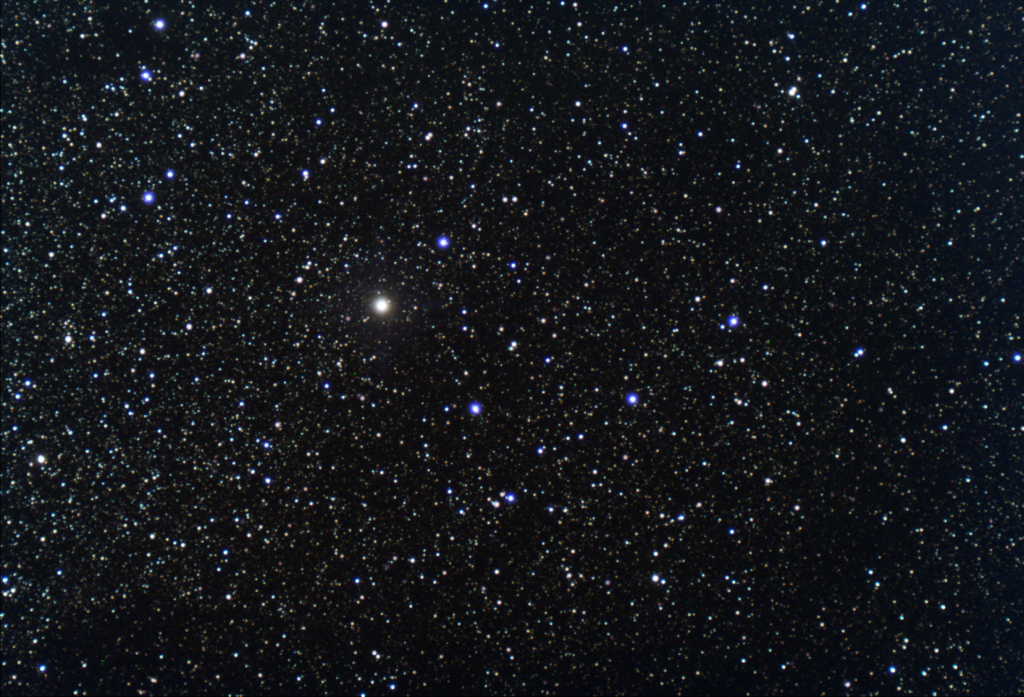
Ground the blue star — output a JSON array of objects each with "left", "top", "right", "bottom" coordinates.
[
  {"left": 142, "top": 191, "right": 155, "bottom": 204},
  {"left": 626, "top": 392, "right": 639, "bottom": 405},
  {"left": 165, "top": 169, "right": 175, "bottom": 179},
  {"left": 854, "top": 348, "right": 865, "bottom": 358},
  {"left": 727, "top": 315, "right": 740, "bottom": 328},
  {"left": 437, "top": 235, "right": 450, "bottom": 249},
  {"left": 1014, "top": 353, "right": 1021, "bottom": 362},
  {"left": 469, "top": 402, "right": 482, "bottom": 416},
  {"left": 140, "top": 69, "right": 152, "bottom": 82},
  {"left": 154, "top": 19, "right": 166, "bottom": 31}
]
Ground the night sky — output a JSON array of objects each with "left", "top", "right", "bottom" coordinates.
[{"left": 2, "top": 1, "right": 1022, "bottom": 695}]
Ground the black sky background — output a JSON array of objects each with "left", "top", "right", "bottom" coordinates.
[{"left": 2, "top": 1, "right": 1021, "bottom": 695}]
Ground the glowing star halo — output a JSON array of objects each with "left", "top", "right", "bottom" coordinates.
[{"left": 373, "top": 297, "right": 390, "bottom": 314}]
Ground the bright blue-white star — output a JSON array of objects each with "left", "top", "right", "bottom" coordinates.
[
  {"left": 437, "top": 235, "right": 450, "bottom": 249},
  {"left": 504, "top": 492, "right": 516, "bottom": 503},
  {"left": 469, "top": 402, "right": 482, "bottom": 416},
  {"left": 626, "top": 392, "right": 639, "bottom": 405},
  {"left": 854, "top": 348, "right": 865, "bottom": 358},
  {"left": 154, "top": 18, "right": 166, "bottom": 31},
  {"left": 1014, "top": 353, "right": 1021, "bottom": 362},
  {"left": 165, "top": 169, "right": 175, "bottom": 179},
  {"left": 142, "top": 191, "right": 155, "bottom": 204},
  {"left": 727, "top": 315, "right": 740, "bottom": 328},
  {"left": 140, "top": 69, "right": 152, "bottom": 82}
]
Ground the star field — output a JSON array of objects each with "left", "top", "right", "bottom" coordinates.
[{"left": 2, "top": 1, "right": 1021, "bottom": 695}]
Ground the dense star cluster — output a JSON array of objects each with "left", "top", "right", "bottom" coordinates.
[{"left": 2, "top": 1, "right": 1021, "bottom": 695}]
